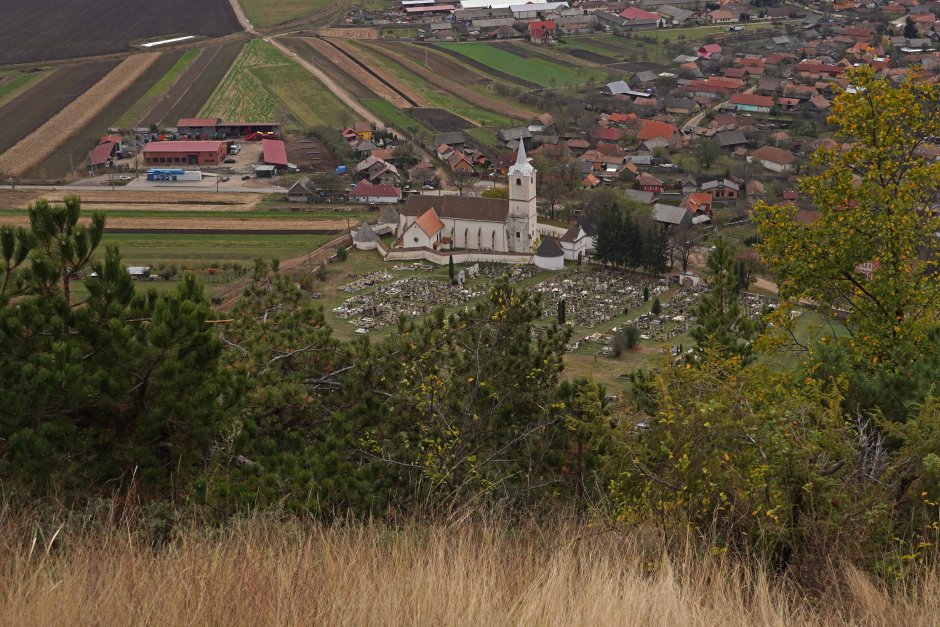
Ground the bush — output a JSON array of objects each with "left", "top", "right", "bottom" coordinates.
[
  {"left": 336, "top": 246, "right": 348, "bottom": 262},
  {"left": 623, "top": 325, "right": 640, "bottom": 348}
]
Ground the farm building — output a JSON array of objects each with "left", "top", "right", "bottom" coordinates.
[
  {"left": 88, "top": 134, "right": 122, "bottom": 168},
  {"left": 750, "top": 146, "right": 797, "bottom": 173},
  {"left": 349, "top": 181, "right": 402, "bottom": 204},
  {"left": 262, "top": 139, "right": 289, "bottom": 168},
  {"left": 176, "top": 117, "right": 280, "bottom": 139},
  {"left": 730, "top": 93, "right": 775, "bottom": 113},
  {"left": 142, "top": 141, "right": 227, "bottom": 166}
]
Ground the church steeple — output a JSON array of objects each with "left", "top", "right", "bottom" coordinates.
[{"left": 508, "top": 139, "right": 535, "bottom": 177}]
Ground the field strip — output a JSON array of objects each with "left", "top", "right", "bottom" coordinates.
[
  {"left": 114, "top": 49, "right": 194, "bottom": 128},
  {"left": 160, "top": 41, "right": 245, "bottom": 126},
  {"left": 0, "top": 70, "right": 51, "bottom": 109},
  {"left": 328, "top": 38, "right": 429, "bottom": 108},
  {"left": 0, "top": 53, "right": 160, "bottom": 177},
  {"left": 304, "top": 37, "right": 414, "bottom": 109},
  {"left": 140, "top": 46, "right": 221, "bottom": 126},
  {"left": 0, "top": 215, "right": 351, "bottom": 231},
  {"left": 0, "top": 61, "right": 118, "bottom": 155},
  {"left": 362, "top": 42, "right": 536, "bottom": 122},
  {"left": 430, "top": 45, "right": 542, "bottom": 90}
]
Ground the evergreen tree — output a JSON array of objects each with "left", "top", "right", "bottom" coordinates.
[
  {"left": 448, "top": 255, "right": 455, "bottom": 283},
  {"left": 558, "top": 298, "right": 566, "bottom": 324},
  {"left": 690, "top": 237, "right": 759, "bottom": 362},
  {"left": 651, "top": 297, "right": 661, "bottom": 316}
]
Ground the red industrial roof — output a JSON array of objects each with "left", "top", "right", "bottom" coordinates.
[
  {"left": 262, "top": 138, "right": 289, "bottom": 167},
  {"left": 176, "top": 117, "right": 221, "bottom": 127},
  {"left": 403, "top": 4, "right": 455, "bottom": 12},
  {"left": 89, "top": 141, "right": 116, "bottom": 166},
  {"left": 100, "top": 134, "right": 122, "bottom": 144},
  {"left": 142, "top": 140, "right": 225, "bottom": 153}
]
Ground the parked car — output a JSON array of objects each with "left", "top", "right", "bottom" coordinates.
[
  {"left": 224, "top": 158, "right": 236, "bottom": 163},
  {"left": 241, "top": 175, "right": 251, "bottom": 180},
  {"left": 118, "top": 175, "right": 132, "bottom": 181},
  {"left": 221, "top": 176, "right": 230, "bottom": 182}
]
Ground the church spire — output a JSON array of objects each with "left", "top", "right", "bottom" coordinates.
[{"left": 508, "top": 138, "right": 535, "bottom": 177}]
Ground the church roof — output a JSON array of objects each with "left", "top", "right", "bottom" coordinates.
[
  {"left": 508, "top": 139, "right": 535, "bottom": 177},
  {"left": 535, "top": 237, "right": 564, "bottom": 258},
  {"left": 378, "top": 204, "right": 399, "bottom": 225},
  {"left": 401, "top": 195, "right": 508, "bottom": 223},
  {"left": 353, "top": 220, "right": 380, "bottom": 243},
  {"left": 415, "top": 208, "right": 445, "bottom": 237}
]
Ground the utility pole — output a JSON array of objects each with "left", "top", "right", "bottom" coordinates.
[{"left": 68, "top": 152, "right": 74, "bottom": 174}]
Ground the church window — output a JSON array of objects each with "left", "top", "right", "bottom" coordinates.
[
  {"left": 516, "top": 231, "right": 520, "bottom": 238},
  {"left": 516, "top": 178, "right": 521, "bottom": 185},
  {"left": 413, "top": 237, "right": 419, "bottom": 243}
]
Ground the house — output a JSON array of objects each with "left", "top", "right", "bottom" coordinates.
[
  {"left": 496, "top": 127, "right": 531, "bottom": 148},
  {"left": 624, "top": 189, "right": 657, "bottom": 204},
  {"left": 653, "top": 203, "right": 693, "bottom": 228},
  {"left": 637, "top": 172, "right": 664, "bottom": 193},
  {"left": 730, "top": 93, "right": 775, "bottom": 113},
  {"left": 637, "top": 119, "right": 678, "bottom": 142},
  {"left": 602, "top": 80, "right": 653, "bottom": 98},
  {"left": 447, "top": 151, "right": 474, "bottom": 174},
  {"left": 528, "top": 20, "right": 557, "bottom": 43},
  {"left": 745, "top": 179, "right": 766, "bottom": 199},
  {"left": 697, "top": 44, "right": 722, "bottom": 59},
  {"left": 287, "top": 176, "right": 315, "bottom": 203},
  {"left": 681, "top": 192, "right": 713, "bottom": 215},
  {"left": 630, "top": 70, "right": 660, "bottom": 87},
  {"left": 658, "top": 4, "right": 695, "bottom": 25},
  {"left": 582, "top": 173, "right": 601, "bottom": 188},
  {"left": 354, "top": 121, "right": 374, "bottom": 140},
  {"left": 664, "top": 96, "right": 696, "bottom": 115},
  {"left": 617, "top": 6, "right": 662, "bottom": 30},
  {"left": 566, "top": 138, "right": 590, "bottom": 154},
  {"left": 750, "top": 146, "right": 797, "bottom": 172},
  {"left": 433, "top": 131, "right": 465, "bottom": 151},
  {"left": 716, "top": 129, "right": 748, "bottom": 150},
  {"left": 702, "top": 178, "right": 740, "bottom": 199},
  {"left": 559, "top": 218, "right": 596, "bottom": 261},
  {"left": 349, "top": 180, "right": 402, "bottom": 204},
  {"left": 355, "top": 155, "right": 400, "bottom": 185}
]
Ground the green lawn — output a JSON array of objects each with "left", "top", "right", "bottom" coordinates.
[
  {"left": 465, "top": 127, "right": 499, "bottom": 150},
  {"left": 114, "top": 49, "right": 200, "bottom": 128},
  {"left": 435, "top": 42, "right": 607, "bottom": 88},
  {"left": 201, "top": 40, "right": 353, "bottom": 130},
  {"left": 238, "top": 0, "right": 334, "bottom": 28}
]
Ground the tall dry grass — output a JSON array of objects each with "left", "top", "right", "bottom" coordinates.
[
  {"left": 0, "top": 52, "right": 159, "bottom": 177},
  {"left": 0, "top": 513, "right": 935, "bottom": 626}
]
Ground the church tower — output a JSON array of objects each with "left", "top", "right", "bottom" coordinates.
[{"left": 507, "top": 140, "right": 537, "bottom": 254}]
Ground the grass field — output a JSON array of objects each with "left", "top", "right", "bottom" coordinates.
[
  {"left": 348, "top": 43, "right": 521, "bottom": 127},
  {"left": 99, "top": 232, "right": 334, "bottom": 268},
  {"left": 0, "top": 70, "right": 49, "bottom": 108},
  {"left": 435, "top": 42, "right": 607, "bottom": 88},
  {"left": 363, "top": 99, "right": 432, "bottom": 138},
  {"left": 200, "top": 40, "right": 353, "bottom": 130},
  {"left": 238, "top": 0, "right": 333, "bottom": 27},
  {"left": 114, "top": 49, "right": 198, "bottom": 128},
  {"left": 0, "top": 208, "right": 372, "bottom": 222}
]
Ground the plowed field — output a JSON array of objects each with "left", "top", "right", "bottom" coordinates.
[
  {"left": 0, "top": 61, "right": 117, "bottom": 155},
  {"left": 0, "top": 0, "right": 240, "bottom": 64},
  {"left": 157, "top": 42, "right": 246, "bottom": 126}
]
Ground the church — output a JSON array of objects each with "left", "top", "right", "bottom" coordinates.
[{"left": 389, "top": 142, "right": 539, "bottom": 260}]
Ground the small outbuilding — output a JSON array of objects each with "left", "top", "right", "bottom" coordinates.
[{"left": 534, "top": 237, "right": 565, "bottom": 271}]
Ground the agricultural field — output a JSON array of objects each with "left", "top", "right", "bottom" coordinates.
[
  {"left": 153, "top": 42, "right": 246, "bottom": 127},
  {"left": 0, "top": 69, "right": 50, "bottom": 108},
  {"left": 434, "top": 42, "right": 608, "bottom": 89},
  {"left": 238, "top": 0, "right": 334, "bottom": 28},
  {"left": 0, "top": 54, "right": 161, "bottom": 179},
  {"left": 363, "top": 100, "right": 431, "bottom": 138},
  {"left": 114, "top": 49, "right": 199, "bottom": 128},
  {"left": 200, "top": 40, "right": 353, "bottom": 130},
  {"left": 0, "top": 61, "right": 117, "bottom": 156},
  {"left": 0, "top": 0, "right": 240, "bottom": 64}
]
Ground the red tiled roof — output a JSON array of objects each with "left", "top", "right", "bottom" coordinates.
[
  {"left": 415, "top": 208, "right": 445, "bottom": 237},
  {"left": 731, "top": 93, "right": 775, "bottom": 108},
  {"left": 350, "top": 180, "right": 401, "bottom": 198},
  {"left": 619, "top": 7, "right": 659, "bottom": 19},
  {"left": 637, "top": 120, "right": 677, "bottom": 141},
  {"left": 262, "top": 138, "right": 288, "bottom": 166}
]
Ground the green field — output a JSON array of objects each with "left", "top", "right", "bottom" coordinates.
[
  {"left": 99, "top": 232, "right": 335, "bottom": 268},
  {"left": 114, "top": 49, "right": 200, "bottom": 128},
  {"left": 0, "top": 208, "right": 371, "bottom": 222},
  {"left": 350, "top": 43, "right": 522, "bottom": 128},
  {"left": 363, "top": 99, "right": 432, "bottom": 137},
  {"left": 238, "top": 0, "right": 334, "bottom": 28},
  {"left": 201, "top": 40, "right": 353, "bottom": 130},
  {"left": 0, "top": 69, "right": 50, "bottom": 108},
  {"left": 435, "top": 42, "right": 607, "bottom": 88},
  {"left": 465, "top": 127, "right": 499, "bottom": 150}
]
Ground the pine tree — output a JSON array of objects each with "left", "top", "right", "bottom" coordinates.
[
  {"left": 448, "top": 255, "right": 455, "bottom": 283},
  {"left": 690, "top": 237, "right": 760, "bottom": 362},
  {"left": 558, "top": 298, "right": 566, "bottom": 324}
]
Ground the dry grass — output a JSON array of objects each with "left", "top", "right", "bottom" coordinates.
[
  {"left": 0, "top": 53, "right": 160, "bottom": 177},
  {"left": 0, "top": 514, "right": 935, "bottom": 626}
]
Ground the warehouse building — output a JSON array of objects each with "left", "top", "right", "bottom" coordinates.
[{"left": 142, "top": 141, "right": 228, "bottom": 166}]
